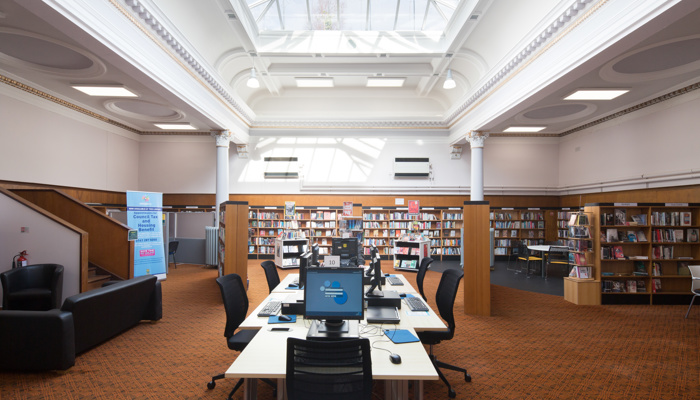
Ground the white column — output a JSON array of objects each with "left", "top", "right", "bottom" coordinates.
[
  {"left": 466, "top": 131, "right": 489, "bottom": 201},
  {"left": 212, "top": 130, "right": 231, "bottom": 227}
]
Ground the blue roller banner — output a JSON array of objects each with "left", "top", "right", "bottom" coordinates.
[{"left": 127, "top": 191, "right": 166, "bottom": 277}]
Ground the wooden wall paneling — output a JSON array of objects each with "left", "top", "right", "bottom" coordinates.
[{"left": 463, "top": 201, "right": 491, "bottom": 316}]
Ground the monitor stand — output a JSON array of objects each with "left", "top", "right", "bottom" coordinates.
[{"left": 307, "top": 319, "right": 359, "bottom": 340}]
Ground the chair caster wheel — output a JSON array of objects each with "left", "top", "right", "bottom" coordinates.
[
  {"left": 207, "top": 381, "right": 215, "bottom": 390},
  {"left": 465, "top": 373, "right": 472, "bottom": 382},
  {"left": 448, "top": 388, "right": 456, "bottom": 398}
]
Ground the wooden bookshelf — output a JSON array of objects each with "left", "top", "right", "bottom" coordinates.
[
  {"left": 586, "top": 203, "right": 699, "bottom": 305},
  {"left": 490, "top": 208, "right": 546, "bottom": 258}
]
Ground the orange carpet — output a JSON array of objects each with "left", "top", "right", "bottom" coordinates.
[{"left": 0, "top": 262, "right": 698, "bottom": 399}]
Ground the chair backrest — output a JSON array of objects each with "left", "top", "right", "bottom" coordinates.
[
  {"left": 689, "top": 265, "right": 700, "bottom": 292},
  {"left": 168, "top": 241, "right": 179, "bottom": 254},
  {"left": 434, "top": 268, "right": 464, "bottom": 340},
  {"left": 517, "top": 242, "right": 529, "bottom": 258},
  {"left": 260, "top": 261, "right": 280, "bottom": 293},
  {"left": 215, "top": 274, "right": 249, "bottom": 339},
  {"left": 286, "top": 337, "right": 372, "bottom": 400},
  {"left": 416, "top": 257, "right": 434, "bottom": 301}
]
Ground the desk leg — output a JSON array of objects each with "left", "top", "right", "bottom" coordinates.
[
  {"left": 277, "top": 378, "right": 285, "bottom": 400},
  {"left": 243, "top": 378, "right": 257, "bottom": 400},
  {"left": 385, "top": 380, "right": 409, "bottom": 400},
  {"left": 541, "top": 252, "right": 548, "bottom": 278}
]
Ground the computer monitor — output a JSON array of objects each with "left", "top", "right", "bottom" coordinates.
[
  {"left": 331, "top": 237, "right": 359, "bottom": 267},
  {"left": 311, "top": 243, "right": 320, "bottom": 266},
  {"left": 365, "top": 245, "right": 384, "bottom": 297},
  {"left": 304, "top": 267, "right": 364, "bottom": 339}
]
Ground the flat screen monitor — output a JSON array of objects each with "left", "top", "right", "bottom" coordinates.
[
  {"left": 311, "top": 243, "right": 320, "bottom": 266},
  {"left": 304, "top": 267, "right": 364, "bottom": 339},
  {"left": 331, "top": 237, "right": 359, "bottom": 266}
]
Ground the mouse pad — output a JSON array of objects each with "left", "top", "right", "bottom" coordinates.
[
  {"left": 383, "top": 329, "right": 419, "bottom": 344},
  {"left": 269, "top": 315, "right": 296, "bottom": 324}
]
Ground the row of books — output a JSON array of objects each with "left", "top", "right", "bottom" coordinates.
[
  {"left": 443, "top": 221, "right": 461, "bottom": 229},
  {"left": 601, "top": 280, "right": 648, "bottom": 293},
  {"left": 569, "top": 266, "right": 592, "bottom": 279},
  {"left": 600, "top": 210, "right": 647, "bottom": 226},
  {"left": 305, "top": 221, "right": 336, "bottom": 228},
  {"left": 364, "top": 221, "right": 388, "bottom": 228},
  {"left": 432, "top": 247, "right": 461, "bottom": 255},
  {"left": 389, "top": 212, "right": 438, "bottom": 220},
  {"left": 388, "top": 221, "right": 438, "bottom": 229},
  {"left": 442, "top": 239, "right": 461, "bottom": 246},
  {"left": 494, "top": 230, "right": 518, "bottom": 238},
  {"left": 569, "top": 226, "right": 591, "bottom": 238},
  {"left": 521, "top": 221, "right": 545, "bottom": 229},
  {"left": 652, "top": 245, "right": 676, "bottom": 260},
  {"left": 568, "top": 213, "right": 590, "bottom": 226},
  {"left": 567, "top": 240, "right": 591, "bottom": 251},
  {"left": 603, "top": 228, "right": 647, "bottom": 243},
  {"left": 493, "top": 221, "right": 520, "bottom": 229},
  {"left": 569, "top": 252, "right": 588, "bottom": 265},
  {"left": 520, "top": 212, "right": 544, "bottom": 221},
  {"left": 491, "top": 212, "right": 514, "bottom": 220},
  {"left": 651, "top": 261, "right": 691, "bottom": 275},
  {"left": 651, "top": 211, "right": 692, "bottom": 226},
  {"left": 308, "top": 229, "right": 335, "bottom": 237},
  {"left": 394, "top": 247, "right": 421, "bottom": 255},
  {"left": 250, "top": 212, "right": 281, "bottom": 220},
  {"left": 651, "top": 228, "right": 699, "bottom": 243},
  {"left": 601, "top": 245, "right": 626, "bottom": 260},
  {"left": 395, "top": 259, "right": 418, "bottom": 269}
]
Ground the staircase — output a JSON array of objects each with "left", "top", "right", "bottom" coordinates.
[{"left": 87, "top": 263, "right": 121, "bottom": 291}]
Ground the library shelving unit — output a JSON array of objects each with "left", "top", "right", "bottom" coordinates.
[
  {"left": 297, "top": 206, "right": 339, "bottom": 257},
  {"left": 219, "top": 201, "right": 249, "bottom": 282},
  {"left": 586, "top": 202, "right": 698, "bottom": 305},
  {"left": 393, "top": 240, "right": 430, "bottom": 272},
  {"left": 557, "top": 209, "right": 577, "bottom": 242},
  {"left": 274, "top": 236, "right": 308, "bottom": 269},
  {"left": 490, "top": 208, "right": 545, "bottom": 258},
  {"left": 563, "top": 212, "right": 598, "bottom": 305},
  {"left": 440, "top": 209, "right": 463, "bottom": 260},
  {"left": 362, "top": 208, "right": 392, "bottom": 258}
]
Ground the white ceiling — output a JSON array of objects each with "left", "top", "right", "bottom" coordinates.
[{"left": 0, "top": 0, "right": 699, "bottom": 142}]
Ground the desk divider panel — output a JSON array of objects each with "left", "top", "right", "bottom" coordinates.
[{"left": 463, "top": 201, "right": 491, "bottom": 316}]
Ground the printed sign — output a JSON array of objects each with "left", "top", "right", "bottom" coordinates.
[{"left": 127, "top": 191, "right": 166, "bottom": 277}]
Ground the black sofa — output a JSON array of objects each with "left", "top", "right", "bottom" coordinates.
[{"left": 0, "top": 275, "right": 162, "bottom": 371}]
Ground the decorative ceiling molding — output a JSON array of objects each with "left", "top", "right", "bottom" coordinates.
[
  {"left": 445, "top": 0, "right": 599, "bottom": 126},
  {"left": 116, "top": 0, "right": 254, "bottom": 124},
  {"left": 250, "top": 120, "right": 447, "bottom": 130}
]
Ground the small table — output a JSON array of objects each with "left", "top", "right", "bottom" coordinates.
[{"left": 526, "top": 245, "right": 569, "bottom": 278}]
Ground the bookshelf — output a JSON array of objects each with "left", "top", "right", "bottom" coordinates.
[
  {"left": 490, "top": 208, "right": 546, "bottom": 258},
  {"left": 274, "top": 237, "right": 308, "bottom": 269},
  {"left": 586, "top": 203, "right": 698, "bottom": 305},
  {"left": 563, "top": 212, "right": 598, "bottom": 305},
  {"left": 393, "top": 240, "right": 430, "bottom": 272},
  {"left": 440, "top": 209, "right": 463, "bottom": 260}
]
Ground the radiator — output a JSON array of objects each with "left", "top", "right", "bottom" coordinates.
[{"left": 205, "top": 226, "right": 218, "bottom": 266}]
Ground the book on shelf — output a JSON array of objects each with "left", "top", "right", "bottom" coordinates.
[
  {"left": 634, "top": 261, "right": 648, "bottom": 275},
  {"left": 578, "top": 266, "right": 591, "bottom": 279},
  {"left": 627, "top": 231, "right": 637, "bottom": 242},
  {"left": 652, "top": 262, "right": 662, "bottom": 276},
  {"left": 614, "top": 209, "right": 627, "bottom": 225},
  {"left": 652, "top": 278, "right": 661, "bottom": 293},
  {"left": 606, "top": 229, "right": 619, "bottom": 242},
  {"left": 680, "top": 211, "right": 692, "bottom": 226},
  {"left": 637, "top": 280, "right": 647, "bottom": 292},
  {"left": 636, "top": 230, "right": 648, "bottom": 242},
  {"left": 612, "top": 281, "right": 624, "bottom": 293},
  {"left": 613, "top": 245, "right": 625, "bottom": 260},
  {"left": 626, "top": 280, "right": 637, "bottom": 293},
  {"left": 688, "top": 228, "right": 699, "bottom": 243}
]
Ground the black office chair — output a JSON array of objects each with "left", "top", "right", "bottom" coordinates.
[
  {"left": 1, "top": 264, "right": 64, "bottom": 311},
  {"left": 545, "top": 246, "right": 569, "bottom": 279},
  {"left": 286, "top": 337, "right": 372, "bottom": 400},
  {"left": 517, "top": 242, "right": 542, "bottom": 277},
  {"left": 260, "top": 260, "right": 280, "bottom": 293},
  {"left": 416, "top": 257, "right": 435, "bottom": 301},
  {"left": 207, "top": 273, "right": 275, "bottom": 398},
  {"left": 417, "top": 268, "right": 471, "bottom": 398},
  {"left": 168, "top": 241, "right": 179, "bottom": 269}
]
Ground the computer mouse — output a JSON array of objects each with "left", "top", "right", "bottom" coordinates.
[
  {"left": 399, "top": 293, "right": 407, "bottom": 298},
  {"left": 278, "top": 315, "right": 292, "bottom": 321},
  {"left": 389, "top": 353, "right": 402, "bottom": 364}
]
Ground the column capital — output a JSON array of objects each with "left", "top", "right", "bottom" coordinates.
[
  {"left": 211, "top": 130, "right": 231, "bottom": 148},
  {"left": 466, "top": 131, "right": 489, "bottom": 148}
]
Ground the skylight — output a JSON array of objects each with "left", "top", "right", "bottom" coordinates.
[{"left": 246, "top": 0, "right": 462, "bottom": 32}]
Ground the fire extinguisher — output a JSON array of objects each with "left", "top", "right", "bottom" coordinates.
[{"left": 13, "top": 250, "right": 28, "bottom": 269}]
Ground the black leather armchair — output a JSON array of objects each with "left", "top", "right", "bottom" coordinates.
[{"left": 1, "top": 264, "right": 64, "bottom": 310}]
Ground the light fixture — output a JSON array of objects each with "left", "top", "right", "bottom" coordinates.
[
  {"left": 247, "top": 68, "right": 260, "bottom": 88},
  {"left": 503, "top": 126, "right": 546, "bottom": 133},
  {"left": 564, "top": 89, "right": 628, "bottom": 100},
  {"left": 295, "top": 77, "right": 334, "bottom": 88},
  {"left": 366, "top": 77, "right": 405, "bottom": 88},
  {"left": 154, "top": 123, "right": 197, "bottom": 130},
  {"left": 72, "top": 85, "right": 138, "bottom": 97},
  {"left": 443, "top": 69, "right": 456, "bottom": 90}
]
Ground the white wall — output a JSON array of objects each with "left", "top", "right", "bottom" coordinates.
[
  {"left": 0, "top": 85, "right": 140, "bottom": 191},
  {"left": 138, "top": 136, "right": 216, "bottom": 193},
  {"left": 0, "top": 193, "right": 82, "bottom": 305},
  {"left": 559, "top": 90, "right": 700, "bottom": 192}
]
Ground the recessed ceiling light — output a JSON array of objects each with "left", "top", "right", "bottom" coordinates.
[
  {"left": 503, "top": 126, "right": 546, "bottom": 133},
  {"left": 295, "top": 78, "right": 334, "bottom": 88},
  {"left": 154, "top": 123, "right": 197, "bottom": 130},
  {"left": 72, "top": 85, "right": 138, "bottom": 97},
  {"left": 564, "top": 89, "right": 629, "bottom": 100},
  {"left": 366, "top": 77, "right": 405, "bottom": 87}
]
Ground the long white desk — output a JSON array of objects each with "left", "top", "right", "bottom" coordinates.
[{"left": 229, "top": 273, "right": 444, "bottom": 400}]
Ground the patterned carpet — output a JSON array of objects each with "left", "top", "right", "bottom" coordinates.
[{"left": 0, "top": 262, "right": 698, "bottom": 399}]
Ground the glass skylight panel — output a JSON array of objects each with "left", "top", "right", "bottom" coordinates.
[{"left": 246, "top": 0, "right": 462, "bottom": 33}]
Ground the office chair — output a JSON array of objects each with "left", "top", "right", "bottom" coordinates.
[
  {"left": 168, "top": 241, "right": 179, "bottom": 269},
  {"left": 1, "top": 264, "right": 64, "bottom": 311},
  {"left": 416, "top": 257, "right": 435, "bottom": 301},
  {"left": 207, "top": 273, "right": 275, "bottom": 398},
  {"left": 517, "top": 242, "right": 542, "bottom": 277},
  {"left": 684, "top": 265, "right": 700, "bottom": 318},
  {"left": 417, "top": 268, "right": 471, "bottom": 398},
  {"left": 506, "top": 240, "right": 521, "bottom": 272},
  {"left": 260, "top": 260, "right": 280, "bottom": 293},
  {"left": 286, "top": 337, "right": 372, "bottom": 400}
]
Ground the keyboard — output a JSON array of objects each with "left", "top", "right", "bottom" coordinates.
[
  {"left": 387, "top": 276, "right": 404, "bottom": 286},
  {"left": 257, "top": 300, "right": 281, "bottom": 317},
  {"left": 405, "top": 297, "right": 429, "bottom": 312}
]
